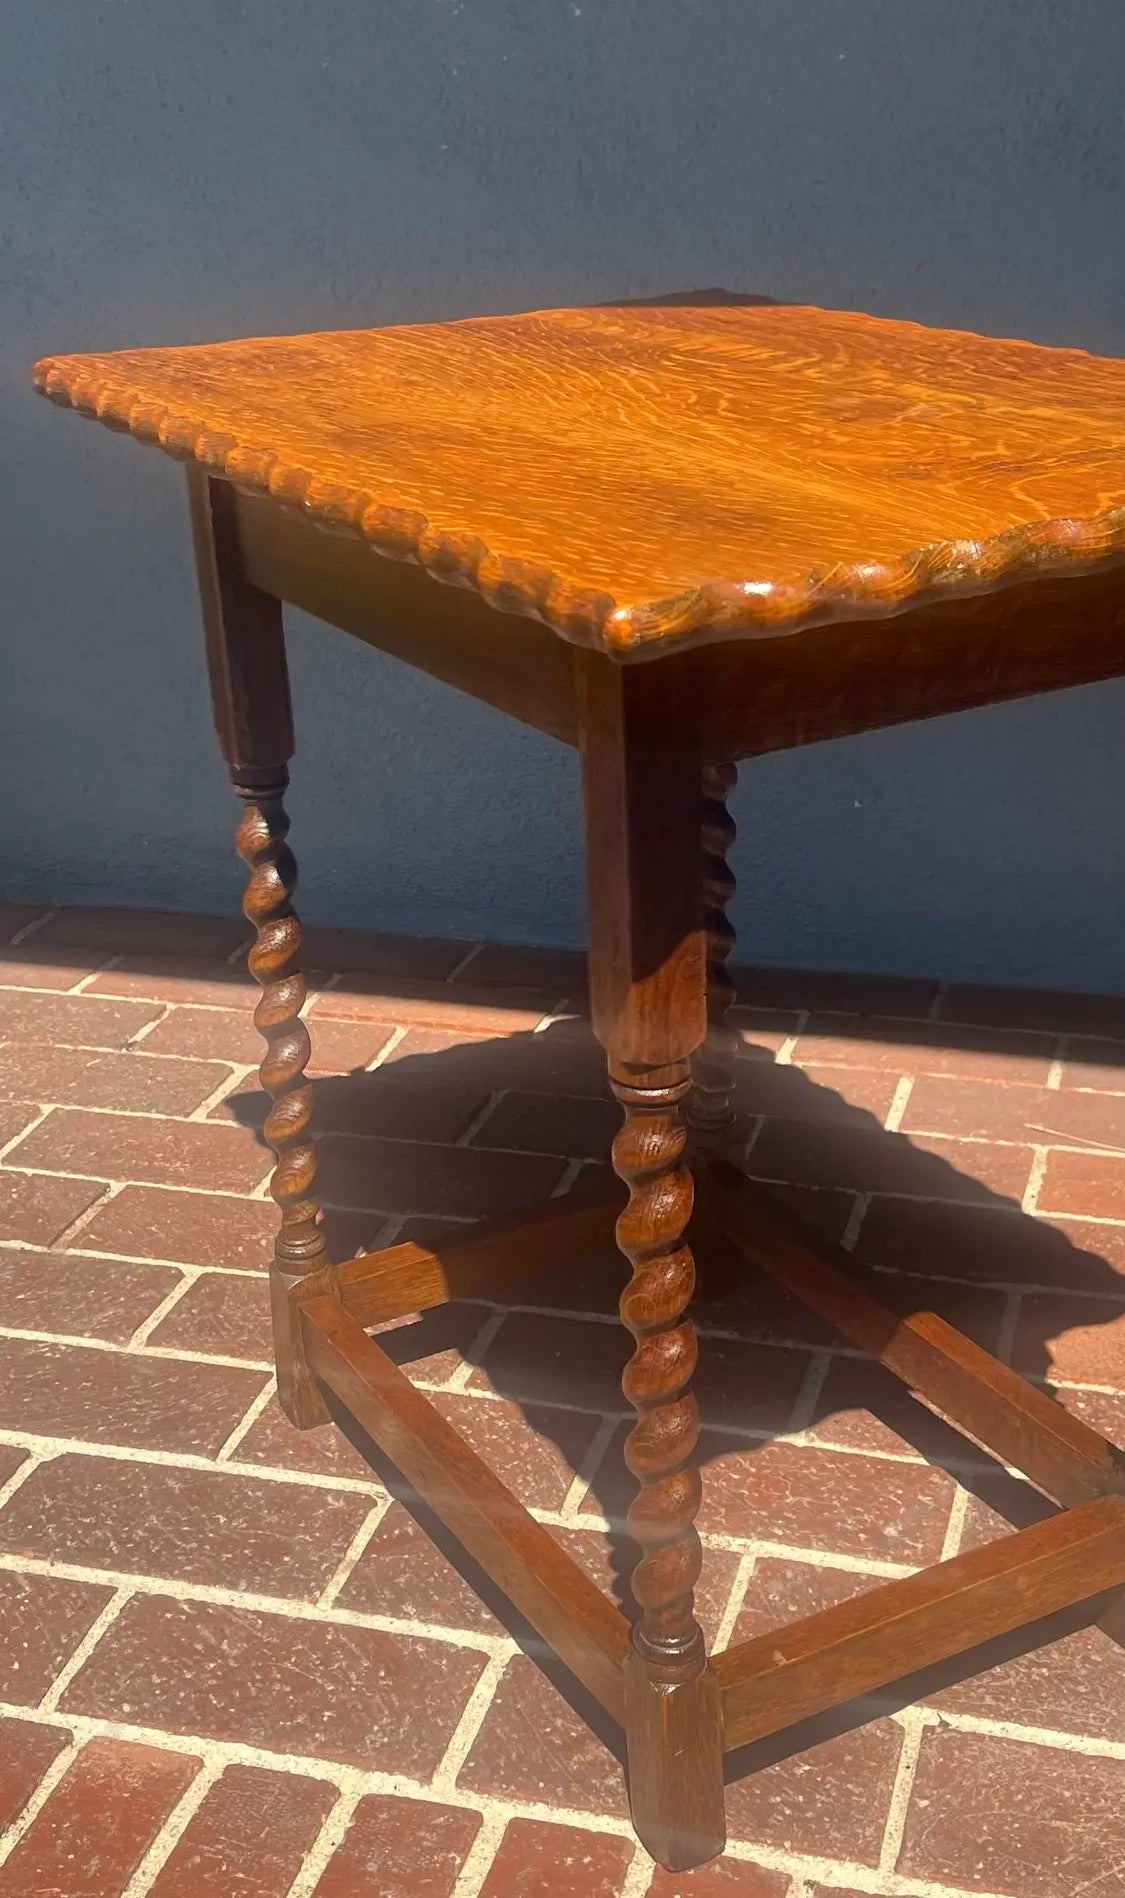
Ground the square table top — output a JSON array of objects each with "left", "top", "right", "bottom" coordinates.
[{"left": 34, "top": 302, "right": 1125, "bottom": 659}]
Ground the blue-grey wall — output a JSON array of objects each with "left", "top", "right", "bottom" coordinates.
[{"left": 4, "top": 2, "right": 1125, "bottom": 988}]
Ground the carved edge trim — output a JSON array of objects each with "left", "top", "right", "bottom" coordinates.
[{"left": 33, "top": 356, "right": 1125, "bottom": 660}]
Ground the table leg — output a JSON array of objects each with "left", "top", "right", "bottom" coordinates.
[
  {"left": 578, "top": 655, "right": 725, "bottom": 1871},
  {"left": 690, "top": 762, "right": 740, "bottom": 1153},
  {"left": 187, "top": 467, "right": 332, "bottom": 1428}
]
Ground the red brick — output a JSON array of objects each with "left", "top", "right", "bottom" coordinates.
[
  {"left": 902, "top": 1073, "right": 1125, "bottom": 1148},
  {"left": 389, "top": 1021, "right": 609, "bottom": 1098},
  {"left": 147, "top": 1765, "right": 335, "bottom": 1898},
  {"left": 0, "top": 1717, "right": 71, "bottom": 1829},
  {"left": 0, "top": 1251, "right": 181, "bottom": 1342},
  {"left": 750, "top": 1118, "right": 1033, "bottom": 1203},
  {"left": 0, "top": 1444, "right": 28, "bottom": 1485},
  {"left": 547, "top": 1523, "right": 740, "bottom": 1648},
  {"left": 955, "top": 1475, "right": 1056, "bottom": 1550},
  {"left": 87, "top": 957, "right": 279, "bottom": 1008},
  {"left": 899, "top": 1727, "right": 1125, "bottom": 1896},
  {"left": 0, "top": 1045, "right": 232, "bottom": 1116},
  {"left": 62, "top": 1595, "right": 487, "bottom": 1772},
  {"left": 700, "top": 1194, "right": 854, "bottom": 1347},
  {"left": 433, "top": 1392, "right": 603, "bottom": 1508},
  {"left": 472, "top": 1089, "right": 620, "bottom": 1159},
  {"left": 0, "top": 1100, "right": 44, "bottom": 1146},
  {"left": 927, "top": 1492, "right": 1125, "bottom": 1739},
  {"left": 0, "top": 989, "right": 163, "bottom": 1048},
  {"left": 311, "top": 977, "right": 555, "bottom": 1034},
  {"left": 0, "top": 1569, "right": 115, "bottom": 1702},
  {"left": 731, "top": 1007, "right": 805, "bottom": 1057},
  {"left": 0, "top": 901, "right": 49, "bottom": 943},
  {"left": 1058, "top": 1037, "right": 1125, "bottom": 1092},
  {"left": 310, "top": 1794, "right": 481, "bottom": 1898},
  {"left": 735, "top": 967, "right": 939, "bottom": 1017},
  {"left": 584, "top": 1430, "right": 956, "bottom": 1563},
  {"left": 875, "top": 1270, "right": 1007, "bottom": 1349},
  {"left": 0, "top": 1453, "right": 373, "bottom": 1600},
  {"left": 940, "top": 981, "right": 1125, "bottom": 1038},
  {"left": 139, "top": 1005, "right": 265, "bottom": 1067},
  {"left": 793, "top": 1013, "right": 1055, "bottom": 1082},
  {"left": 371, "top": 1303, "right": 492, "bottom": 1387},
  {"left": 0, "top": 1738, "right": 199, "bottom": 1897},
  {"left": 218, "top": 1068, "right": 492, "bottom": 1145},
  {"left": 9, "top": 1107, "right": 270, "bottom": 1194},
  {"left": 79, "top": 1184, "right": 278, "bottom": 1270},
  {"left": 323, "top": 1206, "right": 393, "bottom": 1257},
  {"left": 466, "top": 941, "right": 588, "bottom": 991},
  {"left": 232, "top": 1392, "right": 385, "bottom": 1485},
  {"left": 0, "top": 1169, "right": 105, "bottom": 1243},
  {"left": 0, "top": 1336, "right": 266, "bottom": 1452},
  {"left": 34, "top": 905, "right": 249, "bottom": 958},
  {"left": 1011, "top": 1291, "right": 1125, "bottom": 1389},
  {"left": 0, "top": 945, "right": 102, "bottom": 990},
  {"left": 459, "top": 1653, "right": 628, "bottom": 1815},
  {"left": 337, "top": 1499, "right": 508, "bottom": 1633},
  {"left": 145, "top": 1271, "right": 272, "bottom": 1361},
  {"left": 809, "top": 1355, "right": 995, "bottom": 1464},
  {"left": 741, "top": 1060, "right": 899, "bottom": 1126},
  {"left": 315, "top": 1133, "right": 565, "bottom": 1216},
  {"left": 469, "top": 1312, "right": 808, "bottom": 1434},
  {"left": 855, "top": 1195, "right": 1125, "bottom": 1293},
  {"left": 1038, "top": 1147, "right": 1125, "bottom": 1218},
  {"left": 1050, "top": 1382, "right": 1125, "bottom": 1446},
  {"left": 339, "top": 1507, "right": 739, "bottom": 1645},
  {"left": 303, "top": 926, "right": 475, "bottom": 981},
  {"left": 479, "top": 1817, "right": 633, "bottom": 1897},
  {"left": 725, "top": 1716, "right": 902, "bottom": 1865},
  {"left": 648, "top": 1860, "right": 787, "bottom": 1898},
  {"left": 730, "top": 1555, "right": 881, "bottom": 1648},
  {"left": 142, "top": 1006, "right": 397, "bottom": 1071}
]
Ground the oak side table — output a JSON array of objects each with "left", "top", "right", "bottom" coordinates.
[{"left": 35, "top": 303, "right": 1125, "bottom": 1871}]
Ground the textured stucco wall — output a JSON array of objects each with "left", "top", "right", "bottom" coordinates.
[{"left": 4, "top": 1, "right": 1125, "bottom": 986}]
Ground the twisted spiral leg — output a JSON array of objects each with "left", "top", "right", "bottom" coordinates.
[
  {"left": 690, "top": 762, "right": 739, "bottom": 1151},
  {"left": 612, "top": 1060, "right": 706, "bottom": 1681},
  {"left": 233, "top": 765, "right": 330, "bottom": 1426}
]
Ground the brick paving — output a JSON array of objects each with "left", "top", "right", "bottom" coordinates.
[{"left": 0, "top": 903, "right": 1122, "bottom": 1896}]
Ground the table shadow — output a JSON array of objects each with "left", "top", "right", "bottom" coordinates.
[{"left": 224, "top": 1012, "right": 1125, "bottom": 1775}]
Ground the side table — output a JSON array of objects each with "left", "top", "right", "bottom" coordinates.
[{"left": 35, "top": 301, "right": 1125, "bottom": 1871}]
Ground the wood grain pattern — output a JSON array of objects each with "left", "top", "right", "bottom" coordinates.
[
  {"left": 301, "top": 1294, "right": 631, "bottom": 1721},
  {"left": 624, "top": 1654, "right": 725, "bottom": 1871},
  {"left": 714, "top": 1495, "right": 1125, "bottom": 1751},
  {"left": 35, "top": 304, "right": 1125, "bottom": 657},
  {"left": 296, "top": 1177, "right": 621, "bottom": 1328}
]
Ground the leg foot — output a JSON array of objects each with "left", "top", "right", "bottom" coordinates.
[{"left": 624, "top": 1651, "right": 726, "bottom": 1871}]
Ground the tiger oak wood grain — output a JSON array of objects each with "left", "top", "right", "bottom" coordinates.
[{"left": 34, "top": 303, "right": 1125, "bottom": 656}]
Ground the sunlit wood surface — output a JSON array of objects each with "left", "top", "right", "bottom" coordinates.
[{"left": 35, "top": 303, "right": 1125, "bottom": 657}]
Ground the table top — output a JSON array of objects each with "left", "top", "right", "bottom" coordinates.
[{"left": 34, "top": 302, "right": 1125, "bottom": 659}]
